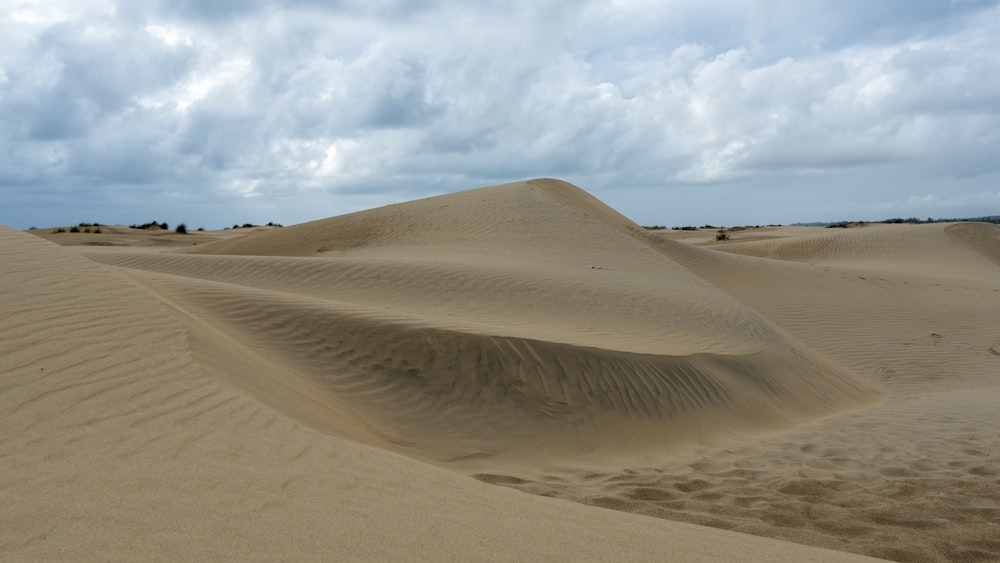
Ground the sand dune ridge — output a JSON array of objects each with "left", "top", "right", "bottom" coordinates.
[{"left": 85, "top": 179, "right": 882, "bottom": 464}]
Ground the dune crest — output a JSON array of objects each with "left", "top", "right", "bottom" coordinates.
[{"left": 85, "top": 179, "right": 880, "bottom": 465}]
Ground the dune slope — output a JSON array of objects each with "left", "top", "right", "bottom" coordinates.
[
  {"left": 711, "top": 221, "right": 1000, "bottom": 279},
  {"left": 0, "top": 224, "right": 887, "bottom": 562},
  {"left": 85, "top": 179, "right": 879, "bottom": 466},
  {"left": 475, "top": 219, "right": 1000, "bottom": 562},
  {"left": 10, "top": 178, "right": 998, "bottom": 561}
]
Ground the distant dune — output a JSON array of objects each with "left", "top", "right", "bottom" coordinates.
[{"left": 4, "top": 178, "right": 998, "bottom": 561}]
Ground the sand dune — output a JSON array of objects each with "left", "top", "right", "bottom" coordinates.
[
  {"left": 485, "top": 221, "right": 1000, "bottom": 561},
  {"left": 4, "top": 178, "right": 998, "bottom": 561},
  {"left": 83, "top": 179, "right": 879, "bottom": 466},
  {"left": 711, "top": 221, "right": 1000, "bottom": 279},
  {"left": 1, "top": 223, "right": 885, "bottom": 562}
]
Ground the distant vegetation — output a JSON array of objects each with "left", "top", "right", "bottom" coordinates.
[
  {"left": 42, "top": 219, "right": 286, "bottom": 234},
  {"left": 226, "top": 221, "right": 284, "bottom": 229},
  {"left": 642, "top": 224, "right": 783, "bottom": 231},
  {"left": 50, "top": 222, "right": 102, "bottom": 234},
  {"left": 130, "top": 220, "right": 169, "bottom": 230},
  {"left": 649, "top": 214, "right": 1000, "bottom": 232},
  {"left": 797, "top": 215, "right": 1000, "bottom": 227}
]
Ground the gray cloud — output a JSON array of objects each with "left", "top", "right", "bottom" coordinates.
[{"left": 2, "top": 0, "right": 999, "bottom": 229}]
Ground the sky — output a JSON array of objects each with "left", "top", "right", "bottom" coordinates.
[{"left": 2, "top": 0, "right": 1000, "bottom": 230}]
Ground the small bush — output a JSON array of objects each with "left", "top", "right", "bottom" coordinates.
[
  {"left": 130, "top": 220, "right": 169, "bottom": 230},
  {"left": 176, "top": 223, "right": 188, "bottom": 234},
  {"left": 94, "top": 227, "right": 102, "bottom": 233},
  {"left": 83, "top": 227, "right": 91, "bottom": 233},
  {"left": 197, "top": 227, "right": 205, "bottom": 232},
  {"left": 53, "top": 228, "right": 66, "bottom": 233},
  {"left": 69, "top": 226, "right": 80, "bottom": 233}
]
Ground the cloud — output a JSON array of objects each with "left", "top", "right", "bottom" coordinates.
[
  {"left": 904, "top": 190, "right": 1000, "bottom": 210},
  {"left": 1, "top": 0, "right": 999, "bottom": 229}
]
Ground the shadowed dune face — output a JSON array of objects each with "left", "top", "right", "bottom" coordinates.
[
  {"left": 83, "top": 179, "right": 880, "bottom": 466},
  {"left": 945, "top": 222, "right": 1000, "bottom": 267}
]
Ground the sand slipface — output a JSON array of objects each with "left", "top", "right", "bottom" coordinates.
[{"left": 5, "top": 178, "right": 998, "bottom": 561}]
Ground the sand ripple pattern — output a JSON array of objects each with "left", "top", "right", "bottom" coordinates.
[{"left": 83, "top": 180, "right": 879, "bottom": 463}]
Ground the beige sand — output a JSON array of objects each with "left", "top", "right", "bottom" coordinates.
[{"left": 3, "top": 179, "right": 997, "bottom": 561}]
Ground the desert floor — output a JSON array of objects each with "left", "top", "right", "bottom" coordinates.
[{"left": 3, "top": 179, "right": 998, "bottom": 562}]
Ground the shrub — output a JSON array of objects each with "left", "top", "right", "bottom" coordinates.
[
  {"left": 176, "top": 223, "right": 188, "bottom": 234},
  {"left": 130, "top": 220, "right": 170, "bottom": 230},
  {"left": 83, "top": 227, "right": 91, "bottom": 233},
  {"left": 94, "top": 227, "right": 102, "bottom": 233},
  {"left": 69, "top": 226, "right": 80, "bottom": 233},
  {"left": 53, "top": 228, "right": 66, "bottom": 233}
]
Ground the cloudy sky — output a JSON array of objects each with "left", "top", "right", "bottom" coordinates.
[{"left": 2, "top": 0, "right": 999, "bottom": 230}]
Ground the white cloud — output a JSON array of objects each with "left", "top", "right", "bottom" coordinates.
[
  {"left": 144, "top": 24, "right": 194, "bottom": 48},
  {"left": 1, "top": 0, "right": 999, "bottom": 229},
  {"left": 318, "top": 139, "right": 362, "bottom": 178},
  {"left": 137, "top": 56, "right": 251, "bottom": 112},
  {"left": 905, "top": 191, "right": 1000, "bottom": 210}
]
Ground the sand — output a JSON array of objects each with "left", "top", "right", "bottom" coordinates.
[{"left": 3, "top": 179, "right": 997, "bottom": 561}]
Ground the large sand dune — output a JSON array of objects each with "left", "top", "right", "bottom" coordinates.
[
  {"left": 4, "top": 178, "right": 998, "bottom": 561},
  {"left": 83, "top": 179, "right": 879, "bottom": 466}
]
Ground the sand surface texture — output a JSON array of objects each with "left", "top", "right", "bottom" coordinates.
[{"left": 4, "top": 178, "right": 997, "bottom": 561}]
